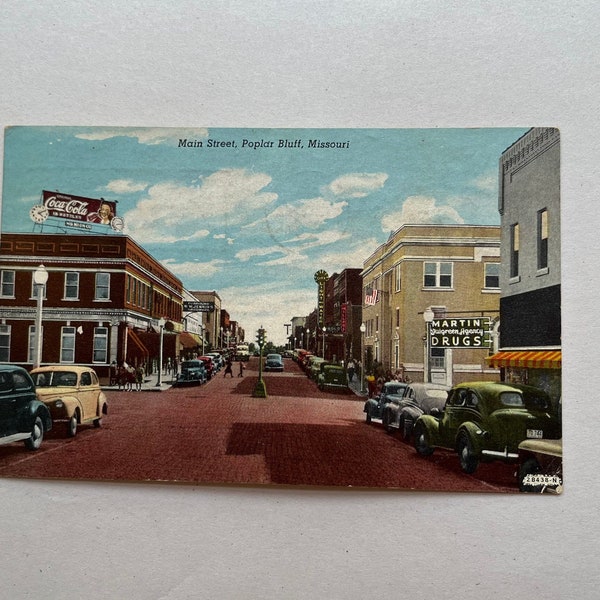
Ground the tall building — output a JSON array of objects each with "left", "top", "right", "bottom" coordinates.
[
  {"left": 0, "top": 232, "right": 183, "bottom": 380},
  {"left": 361, "top": 224, "right": 501, "bottom": 385},
  {"left": 488, "top": 128, "right": 561, "bottom": 407}
]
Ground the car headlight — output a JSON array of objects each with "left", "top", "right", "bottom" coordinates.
[{"left": 55, "top": 400, "right": 64, "bottom": 408}]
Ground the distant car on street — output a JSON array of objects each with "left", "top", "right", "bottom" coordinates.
[
  {"left": 0, "top": 365, "right": 52, "bottom": 450},
  {"left": 414, "top": 381, "right": 561, "bottom": 474},
  {"left": 31, "top": 365, "right": 108, "bottom": 437},
  {"left": 363, "top": 381, "right": 408, "bottom": 423},
  {"left": 175, "top": 360, "right": 207, "bottom": 386},
  {"left": 317, "top": 364, "right": 349, "bottom": 393},
  {"left": 264, "top": 353, "right": 284, "bottom": 372},
  {"left": 382, "top": 382, "right": 450, "bottom": 440}
]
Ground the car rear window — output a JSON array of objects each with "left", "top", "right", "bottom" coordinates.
[{"left": 500, "top": 392, "right": 524, "bottom": 407}]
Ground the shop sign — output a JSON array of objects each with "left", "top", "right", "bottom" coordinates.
[
  {"left": 429, "top": 317, "right": 492, "bottom": 348},
  {"left": 183, "top": 301, "right": 215, "bottom": 312}
]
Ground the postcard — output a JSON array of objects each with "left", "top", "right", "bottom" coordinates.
[{"left": 0, "top": 126, "right": 562, "bottom": 493}]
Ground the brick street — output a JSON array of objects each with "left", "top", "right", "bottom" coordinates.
[{"left": 0, "top": 358, "right": 518, "bottom": 492}]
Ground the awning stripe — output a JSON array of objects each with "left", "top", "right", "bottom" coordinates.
[
  {"left": 127, "top": 329, "right": 150, "bottom": 358},
  {"left": 486, "top": 350, "right": 561, "bottom": 369}
]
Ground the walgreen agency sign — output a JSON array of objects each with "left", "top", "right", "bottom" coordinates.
[{"left": 429, "top": 317, "right": 492, "bottom": 349}]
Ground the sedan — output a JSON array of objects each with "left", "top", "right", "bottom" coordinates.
[
  {"left": 264, "top": 353, "right": 284, "bottom": 372},
  {"left": 0, "top": 365, "right": 52, "bottom": 450},
  {"left": 414, "top": 381, "right": 561, "bottom": 474},
  {"left": 382, "top": 383, "right": 449, "bottom": 440},
  {"left": 363, "top": 381, "right": 408, "bottom": 423},
  {"left": 31, "top": 366, "right": 108, "bottom": 437}
]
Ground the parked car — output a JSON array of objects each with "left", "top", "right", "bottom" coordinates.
[
  {"left": 264, "top": 353, "right": 284, "bottom": 372},
  {"left": 317, "top": 364, "right": 349, "bottom": 392},
  {"left": 382, "top": 382, "right": 450, "bottom": 439},
  {"left": 0, "top": 365, "right": 52, "bottom": 450},
  {"left": 206, "top": 353, "right": 223, "bottom": 371},
  {"left": 363, "top": 381, "right": 408, "bottom": 423},
  {"left": 413, "top": 381, "right": 561, "bottom": 474},
  {"left": 197, "top": 356, "right": 216, "bottom": 379},
  {"left": 31, "top": 366, "right": 108, "bottom": 437},
  {"left": 175, "top": 360, "right": 207, "bottom": 386},
  {"left": 517, "top": 438, "right": 563, "bottom": 494},
  {"left": 308, "top": 357, "right": 326, "bottom": 381}
]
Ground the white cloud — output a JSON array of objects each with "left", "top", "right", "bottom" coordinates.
[
  {"left": 103, "top": 179, "right": 148, "bottom": 194},
  {"left": 381, "top": 196, "right": 465, "bottom": 232},
  {"left": 245, "top": 197, "right": 347, "bottom": 233},
  {"left": 161, "top": 258, "right": 226, "bottom": 278},
  {"left": 325, "top": 172, "right": 388, "bottom": 198},
  {"left": 123, "top": 169, "right": 277, "bottom": 243},
  {"left": 471, "top": 172, "right": 497, "bottom": 192},
  {"left": 75, "top": 127, "right": 209, "bottom": 145}
]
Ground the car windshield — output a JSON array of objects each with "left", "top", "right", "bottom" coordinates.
[
  {"left": 267, "top": 354, "right": 281, "bottom": 360},
  {"left": 384, "top": 384, "right": 405, "bottom": 395},
  {"left": 34, "top": 371, "right": 77, "bottom": 387}
]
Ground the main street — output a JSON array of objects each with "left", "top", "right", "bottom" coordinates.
[{"left": 0, "top": 358, "right": 518, "bottom": 493}]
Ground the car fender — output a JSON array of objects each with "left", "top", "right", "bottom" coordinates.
[
  {"left": 21, "top": 401, "right": 52, "bottom": 433},
  {"left": 415, "top": 414, "right": 440, "bottom": 442},
  {"left": 455, "top": 422, "right": 486, "bottom": 455}
]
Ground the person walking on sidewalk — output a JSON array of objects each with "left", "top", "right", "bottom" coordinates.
[
  {"left": 224, "top": 357, "right": 234, "bottom": 377},
  {"left": 135, "top": 365, "right": 144, "bottom": 391},
  {"left": 238, "top": 360, "right": 245, "bottom": 377}
]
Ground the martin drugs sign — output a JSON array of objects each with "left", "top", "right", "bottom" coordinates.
[{"left": 428, "top": 317, "right": 492, "bottom": 349}]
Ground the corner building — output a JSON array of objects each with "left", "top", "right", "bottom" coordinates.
[
  {"left": 0, "top": 232, "right": 183, "bottom": 381},
  {"left": 361, "top": 224, "right": 501, "bottom": 385}
]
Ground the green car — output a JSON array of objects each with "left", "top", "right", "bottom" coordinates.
[
  {"left": 413, "top": 381, "right": 561, "bottom": 474},
  {"left": 317, "top": 364, "right": 349, "bottom": 392}
]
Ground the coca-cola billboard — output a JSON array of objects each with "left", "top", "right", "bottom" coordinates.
[{"left": 40, "top": 190, "right": 120, "bottom": 228}]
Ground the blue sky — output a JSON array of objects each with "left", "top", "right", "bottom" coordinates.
[{"left": 1, "top": 126, "right": 527, "bottom": 344}]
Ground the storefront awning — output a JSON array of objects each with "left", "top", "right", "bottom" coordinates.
[
  {"left": 127, "top": 328, "right": 150, "bottom": 359},
  {"left": 487, "top": 350, "right": 561, "bottom": 369},
  {"left": 179, "top": 331, "right": 201, "bottom": 349}
]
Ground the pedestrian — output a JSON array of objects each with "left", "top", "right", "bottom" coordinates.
[
  {"left": 224, "top": 358, "right": 234, "bottom": 377},
  {"left": 126, "top": 366, "right": 135, "bottom": 391},
  {"left": 347, "top": 358, "right": 355, "bottom": 382},
  {"left": 135, "top": 365, "right": 144, "bottom": 391},
  {"left": 366, "top": 374, "right": 376, "bottom": 398},
  {"left": 238, "top": 360, "right": 245, "bottom": 377}
]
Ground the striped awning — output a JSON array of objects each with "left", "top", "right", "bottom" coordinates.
[{"left": 487, "top": 350, "right": 561, "bottom": 369}]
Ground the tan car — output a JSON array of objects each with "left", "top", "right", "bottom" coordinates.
[{"left": 30, "top": 366, "right": 108, "bottom": 437}]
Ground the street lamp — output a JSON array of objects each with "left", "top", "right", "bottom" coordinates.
[
  {"left": 322, "top": 326, "right": 326, "bottom": 359},
  {"left": 423, "top": 307, "right": 434, "bottom": 383},
  {"left": 156, "top": 316, "right": 166, "bottom": 387},
  {"left": 33, "top": 264, "right": 48, "bottom": 368},
  {"left": 359, "top": 322, "right": 366, "bottom": 393}
]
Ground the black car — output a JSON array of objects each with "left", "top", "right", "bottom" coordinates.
[
  {"left": 175, "top": 360, "right": 207, "bottom": 386},
  {"left": 264, "top": 353, "right": 284, "bottom": 372},
  {"left": 0, "top": 365, "right": 52, "bottom": 450},
  {"left": 363, "top": 381, "right": 408, "bottom": 423}
]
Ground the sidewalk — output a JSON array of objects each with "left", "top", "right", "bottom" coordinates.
[{"left": 102, "top": 369, "right": 175, "bottom": 392}]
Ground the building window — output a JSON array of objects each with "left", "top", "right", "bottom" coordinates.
[
  {"left": 93, "top": 327, "right": 108, "bottom": 363},
  {"left": 61, "top": 327, "right": 76, "bottom": 363},
  {"left": 424, "top": 262, "right": 453, "bottom": 288},
  {"left": 430, "top": 347, "right": 445, "bottom": 369},
  {"left": 510, "top": 223, "right": 519, "bottom": 278},
  {"left": 95, "top": 273, "right": 110, "bottom": 300},
  {"left": 0, "top": 270, "right": 15, "bottom": 298},
  {"left": 396, "top": 308, "right": 400, "bottom": 328},
  {"left": 64, "top": 272, "right": 79, "bottom": 300},
  {"left": 0, "top": 325, "right": 11, "bottom": 361},
  {"left": 394, "top": 264, "right": 401, "bottom": 292},
  {"left": 538, "top": 209, "right": 549, "bottom": 270},
  {"left": 485, "top": 263, "right": 500, "bottom": 289}
]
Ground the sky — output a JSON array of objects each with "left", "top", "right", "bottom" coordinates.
[{"left": 1, "top": 126, "right": 528, "bottom": 344}]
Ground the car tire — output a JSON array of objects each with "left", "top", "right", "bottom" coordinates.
[
  {"left": 400, "top": 416, "right": 412, "bottom": 442},
  {"left": 383, "top": 412, "right": 393, "bottom": 434},
  {"left": 457, "top": 433, "right": 479, "bottom": 474},
  {"left": 67, "top": 414, "right": 78, "bottom": 437},
  {"left": 93, "top": 418, "right": 102, "bottom": 428},
  {"left": 414, "top": 423, "right": 434, "bottom": 456},
  {"left": 25, "top": 416, "right": 44, "bottom": 451},
  {"left": 365, "top": 410, "right": 372, "bottom": 424}
]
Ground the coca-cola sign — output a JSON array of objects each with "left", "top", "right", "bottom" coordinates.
[{"left": 41, "top": 190, "right": 117, "bottom": 225}]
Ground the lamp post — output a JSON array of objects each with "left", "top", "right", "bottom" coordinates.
[
  {"left": 322, "top": 326, "right": 326, "bottom": 359},
  {"left": 200, "top": 323, "right": 205, "bottom": 355},
  {"left": 359, "top": 322, "right": 366, "bottom": 393},
  {"left": 156, "top": 316, "right": 166, "bottom": 387},
  {"left": 33, "top": 264, "right": 48, "bottom": 368},
  {"left": 423, "top": 307, "right": 434, "bottom": 383}
]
